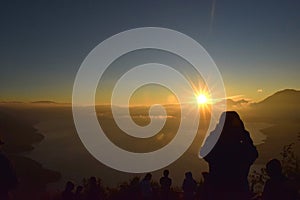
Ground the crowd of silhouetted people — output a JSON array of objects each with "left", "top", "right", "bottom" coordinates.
[
  {"left": 59, "top": 170, "right": 198, "bottom": 200},
  {"left": 57, "top": 158, "right": 298, "bottom": 200},
  {"left": 0, "top": 111, "right": 299, "bottom": 199},
  {"left": 61, "top": 177, "right": 106, "bottom": 200},
  {"left": 56, "top": 111, "right": 298, "bottom": 200}
]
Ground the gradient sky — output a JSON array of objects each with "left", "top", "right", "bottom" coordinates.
[{"left": 0, "top": 0, "right": 299, "bottom": 103}]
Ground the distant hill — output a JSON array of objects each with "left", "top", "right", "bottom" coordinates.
[
  {"left": 30, "top": 101, "right": 58, "bottom": 104},
  {"left": 0, "top": 101, "right": 24, "bottom": 104},
  {"left": 249, "top": 89, "right": 300, "bottom": 122},
  {"left": 253, "top": 89, "right": 300, "bottom": 106}
]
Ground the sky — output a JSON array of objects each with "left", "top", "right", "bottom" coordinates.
[{"left": 0, "top": 0, "right": 300, "bottom": 103}]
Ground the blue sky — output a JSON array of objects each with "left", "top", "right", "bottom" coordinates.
[{"left": 0, "top": 0, "right": 299, "bottom": 102}]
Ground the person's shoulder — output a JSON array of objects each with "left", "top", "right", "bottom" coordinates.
[
  {"left": 159, "top": 177, "right": 164, "bottom": 182},
  {"left": 244, "top": 130, "right": 251, "bottom": 137}
]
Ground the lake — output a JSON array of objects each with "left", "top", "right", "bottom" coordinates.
[{"left": 24, "top": 113, "right": 272, "bottom": 190}]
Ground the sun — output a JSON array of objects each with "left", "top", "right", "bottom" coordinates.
[{"left": 197, "top": 94, "right": 208, "bottom": 105}]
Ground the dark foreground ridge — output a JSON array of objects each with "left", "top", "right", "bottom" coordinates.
[{"left": 0, "top": 111, "right": 61, "bottom": 200}]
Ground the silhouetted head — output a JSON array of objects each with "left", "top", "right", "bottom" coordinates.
[
  {"left": 131, "top": 177, "right": 140, "bottom": 185},
  {"left": 89, "top": 176, "right": 97, "bottom": 186},
  {"left": 185, "top": 171, "right": 193, "bottom": 179},
  {"left": 76, "top": 185, "right": 83, "bottom": 193},
  {"left": 219, "top": 111, "right": 244, "bottom": 130},
  {"left": 144, "top": 173, "right": 152, "bottom": 181},
  {"left": 65, "top": 181, "right": 75, "bottom": 191},
  {"left": 163, "top": 169, "right": 169, "bottom": 177},
  {"left": 266, "top": 159, "right": 282, "bottom": 178}
]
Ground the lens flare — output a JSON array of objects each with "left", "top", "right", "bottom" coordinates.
[{"left": 197, "top": 94, "right": 208, "bottom": 104}]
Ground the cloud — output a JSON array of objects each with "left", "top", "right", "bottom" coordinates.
[{"left": 257, "top": 89, "right": 263, "bottom": 93}]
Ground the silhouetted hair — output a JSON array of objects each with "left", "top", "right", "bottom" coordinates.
[
  {"left": 266, "top": 159, "right": 282, "bottom": 178},
  {"left": 144, "top": 173, "right": 152, "bottom": 180},
  {"left": 76, "top": 185, "right": 83, "bottom": 193},
  {"left": 185, "top": 171, "right": 192, "bottom": 179},
  {"left": 220, "top": 111, "right": 245, "bottom": 131},
  {"left": 163, "top": 169, "right": 169, "bottom": 177},
  {"left": 65, "top": 181, "right": 75, "bottom": 191}
]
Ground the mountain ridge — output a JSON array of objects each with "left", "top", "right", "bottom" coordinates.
[{"left": 253, "top": 89, "right": 300, "bottom": 106}]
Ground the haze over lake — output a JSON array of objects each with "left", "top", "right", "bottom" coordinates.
[{"left": 3, "top": 90, "right": 296, "bottom": 190}]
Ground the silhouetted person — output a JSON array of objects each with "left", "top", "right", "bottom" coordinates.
[
  {"left": 62, "top": 181, "right": 75, "bottom": 200},
  {"left": 160, "top": 169, "right": 172, "bottom": 200},
  {"left": 198, "top": 172, "right": 210, "bottom": 200},
  {"left": 140, "top": 173, "right": 153, "bottom": 200},
  {"left": 85, "top": 177, "right": 102, "bottom": 200},
  {"left": 74, "top": 185, "right": 83, "bottom": 200},
  {"left": 201, "top": 111, "right": 258, "bottom": 200},
  {"left": 128, "top": 177, "right": 140, "bottom": 200},
  {"left": 262, "top": 159, "right": 297, "bottom": 200},
  {"left": 182, "top": 172, "right": 197, "bottom": 200},
  {"left": 0, "top": 139, "right": 18, "bottom": 200}
]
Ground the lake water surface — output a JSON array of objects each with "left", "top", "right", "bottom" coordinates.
[{"left": 25, "top": 119, "right": 272, "bottom": 190}]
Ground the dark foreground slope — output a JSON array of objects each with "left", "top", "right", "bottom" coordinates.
[{"left": 0, "top": 109, "right": 61, "bottom": 199}]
